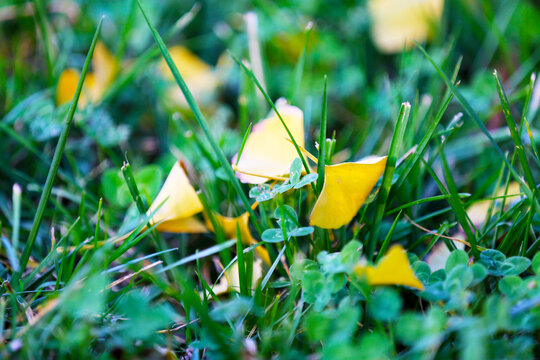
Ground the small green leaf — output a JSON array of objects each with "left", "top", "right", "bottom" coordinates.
[
  {"left": 249, "top": 184, "right": 277, "bottom": 202},
  {"left": 369, "top": 288, "right": 402, "bottom": 322},
  {"left": 274, "top": 182, "right": 294, "bottom": 194},
  {"left": 470, "top": 263, "right": 487, "bottom": 285},
  {"left": 289, "top": 226, "right": 314, "bottom": 237},
  {"left": 262, "top": 228, "right": 285, "bottom": 243},
  {"left": 445, "top": 250, "right": 469, "bottom": 273},
  {"left": 498, "top": 276, "right": 522, "bottom": 297},
  {"left": 480, "top": 249, "right": 506, "bottom": 276},
  {"left": 289, "top": 157, "right": 303, "bottom": 184},
  {"left": 294, "top": 173, "right": 318, "bottom": 189},
  {"left": 413, "top": 261, "right": 431, "bottom": 283},
  {"left": 501, "top": 256, "right": 531, "bottom": 276}
]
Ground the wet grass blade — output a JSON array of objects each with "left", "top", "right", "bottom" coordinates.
[
  {"left": 157, "top": 239, "right": 237, "bottom": 274},
  {"left": 376, "top": 210, "right": 402, "bottom": 262},
  {"left": 386, "top": 193, "right": 470, "bottom": 215},
  {"left": 15, "top": 18, "right": 104, "bottom": 288},
  {"left": 392, "top": 56, "right": 462, "bottom": 194}
]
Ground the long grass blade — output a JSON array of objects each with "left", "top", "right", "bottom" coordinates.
[
  {"left": 15, "top": 18, "right": 104, "bottom": 289},
  {"left": 367, "top": 102, "right": 411, "bottom": 260}
]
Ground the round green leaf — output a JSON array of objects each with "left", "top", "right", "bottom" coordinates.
[{"left": 445, "top": 249, "right": 469, "bottom": 273}]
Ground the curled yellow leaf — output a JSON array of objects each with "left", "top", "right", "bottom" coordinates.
[
  {"left": 310, "top": 156, "right": 387, "bottom": 229},
  {"left": 233, "top": 103, "right": 305, "bottom": 184},
  {"left": 148, "top": 161, "right": 207, "bottom": 233},
  {"left": 354, "top": 245, "right": 424, "bottom": 290}
]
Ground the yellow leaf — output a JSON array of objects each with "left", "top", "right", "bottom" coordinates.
[
  {"left": 310, "top": 156, "right": 387, "bottom": 229},
  {"left": 158, "top": 46, "right": 219, "bottom": 109},
  {"left": 148, "top": 161, "right": 207, "bottom": 233},
  {"left": 368, "top": 0, "right": 444, "bottom": 53},
  {"left": 233, "top": 102, "right": 305, "bottom": 184},
  {"left": 206, "top": 212, "right": 271, "bottom": 265},
  {"left": 354, "top": 245, "right": 424, "bottom": 290}
]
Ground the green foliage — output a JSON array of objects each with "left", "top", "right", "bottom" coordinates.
[
  {"left": 102, "top": 165, "right": 163, "bottom": 207},
  {"left": 0, "top": 0, "right": 539, "bottom": 358}
]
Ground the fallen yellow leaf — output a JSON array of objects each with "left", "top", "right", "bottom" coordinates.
[
  {"left": 233, "top": 102, "right": 305, "bottom": 184},
  {"left": 147, "top": 161, "right": 207, "bottom": 233},
  {"left": 354, "top": 245, "right": 424, "bottom": 290},
  {"left": 310, "top": 156, "right": 387, "bottom": 229}
]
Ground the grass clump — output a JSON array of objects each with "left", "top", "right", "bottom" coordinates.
[{"left": 0, "top": 0, "right": 539, "bottom": 358}]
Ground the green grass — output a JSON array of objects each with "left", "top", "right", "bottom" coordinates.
[{"left": 0, "top": 0, "right": 539, "bottom": 359}]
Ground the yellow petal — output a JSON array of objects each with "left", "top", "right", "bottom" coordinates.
[
  {"left": 368, "top": 0, "right": 444, "bottom": 53},
  {"left": 233, "top": 103, "right": 305, "bottom": 184},
  {"left": 214, "top": 257, "right": 264, "bottom": 295},
  {"left": 206, "top": 212, "right": 271, "bottom": 265},
  {"left": 148, "top": 162, "right": 206, "bottom": 233},
  {"left": 354, "top": 245, "right": 424, "bottom": 290},
  {"left": 310, "top": 156, "right": 387, "bottom": 229},
  {"left": 158, "top": 46, "right": 218, "bottom": 108}
]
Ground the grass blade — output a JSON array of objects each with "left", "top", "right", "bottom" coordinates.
[
  {"left": 317, "top": 76, "right": 328, "bottom": 194},
  {"left": 493, "top": 70, "right": 535, "bottom": 189},
  {"left": 367, "top": 102, "right": 411, "bottom": 260},
  {"left": 15, "top": 18, "right": 104, "bottom": 288}
]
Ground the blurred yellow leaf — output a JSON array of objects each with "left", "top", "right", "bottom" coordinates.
[
  {"left": 310, "top": 156, "right": 387, "bottom": 229},
  {"left": 368, "top": 0, "right": 444, "bottom": 53},
  {"left": 354, "top": 245, "right": 424, "bottom": 290},
  {"left": 158, "top": 45, "right": 219, "bottom": 109},
  {"left": 55, "top": 41, "right": 117, "bottom": 106},
  {"left": 233, "top": 102, "right": 305, "bottom": 184}
]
